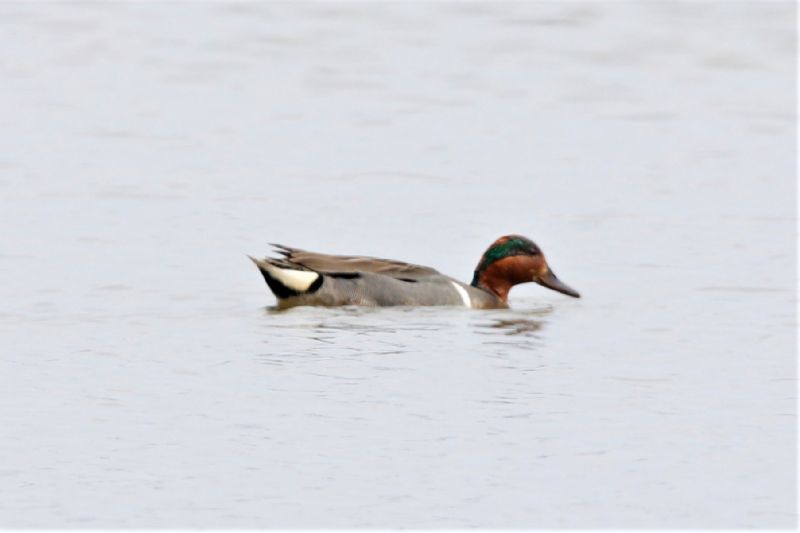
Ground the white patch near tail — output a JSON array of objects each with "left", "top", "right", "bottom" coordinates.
[
  {"left": 265, "top": 264, "right": 320, "bottom": 292},
  {"left": 450, "top": 281, "right": 472, "bottom": 308}
]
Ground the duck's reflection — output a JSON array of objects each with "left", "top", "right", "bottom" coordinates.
[
  {"left": 476, "top": 304, "right": 552, "bottom": 337},
  {"left": 260, "top": 302, "right": 554, "bottom": 342},
  {"left": 488, "top": 318, "right": 544, "bottom": 335}
]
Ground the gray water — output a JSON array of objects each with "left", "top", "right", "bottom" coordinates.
[{"left": 0, "top": 1, "right": 796, "bottom": 528}]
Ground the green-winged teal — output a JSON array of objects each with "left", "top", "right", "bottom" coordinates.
[{"left": 250, "top": 235, "right": 580, "bottom": 309}]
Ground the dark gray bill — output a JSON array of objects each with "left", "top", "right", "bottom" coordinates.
[{"left": 536, "top": 269, "right": 581, "bottom": 298}]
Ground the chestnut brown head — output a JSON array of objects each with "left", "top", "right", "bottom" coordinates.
[{"left": 470, "top": 235, "right": 580, "bottom": 302}]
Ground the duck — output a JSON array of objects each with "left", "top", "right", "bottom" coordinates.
[{"left": 250, "top": 234, "right": 580, "bottom": 309}]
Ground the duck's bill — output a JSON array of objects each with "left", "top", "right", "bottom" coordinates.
[{"left": 536, "top": 269, "right": 581, "bottom": 298}]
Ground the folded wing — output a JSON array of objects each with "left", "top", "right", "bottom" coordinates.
[{"left": 270, "top": 244, "right": 440, "bottom": 277}]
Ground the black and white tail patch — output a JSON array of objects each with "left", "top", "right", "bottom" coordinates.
[{"left": 252, "top": 259, "right": 323, "bottom": 299}]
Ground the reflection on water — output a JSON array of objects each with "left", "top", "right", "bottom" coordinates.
[
  {"left": 480, "top": 305, "right": 552, "bottom": 337},
  {"left": 0, "top": 0, "right": 796, "bottom": 529},
  {"left": 485, "top": 317, "right": 544, "bottom": 336},
  {"left": 263, "top": 304, "right": 551, "bottom": 341}
]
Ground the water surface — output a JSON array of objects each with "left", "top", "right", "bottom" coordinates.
[{"left": 0, "top": 1, "right": 796, "bottom": 528}]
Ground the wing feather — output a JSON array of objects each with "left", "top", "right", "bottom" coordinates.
[{"left": 269, "top": 244, "right": 440, "bottom": 277}]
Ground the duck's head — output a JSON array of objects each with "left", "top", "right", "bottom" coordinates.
[{"left": 470, "top": 235, "right": 580, "bottom": 302}]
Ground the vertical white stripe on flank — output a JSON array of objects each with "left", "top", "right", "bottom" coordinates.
[{"left": 450, "top": 281, "right": 472, "bottom": 308}]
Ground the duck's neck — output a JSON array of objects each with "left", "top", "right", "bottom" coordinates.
[
  {"left": 472, "top": 273, "right": 510, "bottom": 302},
  {"left": 471, "top": 257, "right": 532, "bottom": 303}
]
